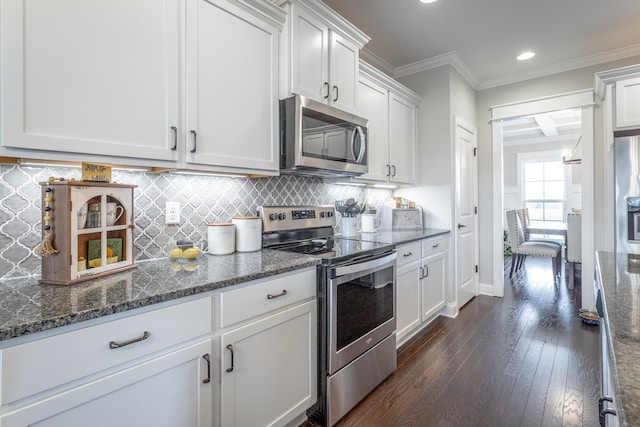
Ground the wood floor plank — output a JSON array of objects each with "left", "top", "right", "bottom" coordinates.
[{"left": 303, "top": 258, "right": 599, "bottom": 427}]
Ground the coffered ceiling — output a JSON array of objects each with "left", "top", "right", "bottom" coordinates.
[
  {"left": 501, "top": 109, "right": 582, "bottom": 147},
  {"left": 321, "top": 0, "right": 640, "bottom": 90}
]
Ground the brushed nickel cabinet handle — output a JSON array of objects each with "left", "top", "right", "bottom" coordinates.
[
  {"left": 267, "top": 289, "right": 288, "bottom": 299},
  {"left": 323, "top": 82, "right": 330, "bottom": 99},
  {"left": 190, "top": 130, "right": 197, "bottom": 153},
  {"left": 418, "top": 266, "right": 424, "bottom": 280},
  {"left": 109, "top": 331, "right": 151, "bottom": 349},
  {"left": 226, "top": 344, "right": 235, "bottom": 372},
  {"left": 391, "top": 165, "right": 397, "bottom": 177},
  {"left": 386, "top": 164, "right": 391, "bottom": 177},
  {"left": 170, "top": 126, "right": 177, "bottom": 150},
  {"left": 202, "top": 354, "right": 211, "bottom": 383},
  {"left": 333, "top": 85, "right": 339, "bottom": 102},
  {"left": 403, "top": 252, "right": 413, "bottom": 257},
  {"left": 433, "top": 243, "right": 440, "bottom": 248}
]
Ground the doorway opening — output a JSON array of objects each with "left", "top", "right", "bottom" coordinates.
[{"left": 490, "top": 90, "right": 595, "bottom": 310}]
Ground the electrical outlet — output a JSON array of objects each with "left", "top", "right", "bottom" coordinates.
[{"left": 166, "top": 201, "right": 180, "bottom": 225}]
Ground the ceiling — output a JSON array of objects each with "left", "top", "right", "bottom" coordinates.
[
  {"left": 501, "top": 109, "right": 582, "bottom": 147},
  {"left": 321, "top": 0, "right": 640, "bottom": 90}
]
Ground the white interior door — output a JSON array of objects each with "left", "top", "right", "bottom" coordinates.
[{"left": 455, "top": 117, "right": 478, "bottom": 308}]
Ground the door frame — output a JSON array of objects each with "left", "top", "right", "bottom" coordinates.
[
  {"left": 454, "top": 116, "right": 479, "bottom": 309},
  {"left": 490, "top": 89, "right": 595, "bottom": 310}
]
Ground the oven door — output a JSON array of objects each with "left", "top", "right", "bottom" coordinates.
[{"left": 328, "top": 251, "right": 396, "bottom": 375}]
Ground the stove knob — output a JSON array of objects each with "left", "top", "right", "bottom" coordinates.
[
  {"left": 320, "top": 212, "right": 326, "bottom": 218},
  {"left": 328, "top": 211, "right": 334, "bottom": 217},
  {"left": 269, "top": 213, "right": 277, "bottom": 221},
  {"left": 278, "top": 213, "right": 286, "bottom": 220}
]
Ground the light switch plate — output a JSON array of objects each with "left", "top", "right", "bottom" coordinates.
[{"left": 166, "top": 201, "right": 180, "bottom": 225}]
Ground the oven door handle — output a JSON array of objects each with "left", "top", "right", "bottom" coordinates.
[{"left": 331, "top": 252, "right": 397, "bottom": 280}]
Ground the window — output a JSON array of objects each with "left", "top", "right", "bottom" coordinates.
[{"left": 523, "top": 160, "right": 565, "bottom": 223}]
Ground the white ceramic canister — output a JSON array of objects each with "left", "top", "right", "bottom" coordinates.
[
  {"left": 361, "top": 213, "right": 377, "bottom": 233},
  {"left": 231, "top": 216, "right": 262, "bottom": 252},
  {"left": 341, "top": 217, "right": 357, "bottom": 237},
  {"left": 207, "top": 223, "right": 235, "bottom": 255}
]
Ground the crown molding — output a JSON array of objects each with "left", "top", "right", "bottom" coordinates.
[
  {"left": 477, "top": 43, "right": 640, "bottom": 90},
  {"left": 594, "top": 61, "right": 640, "bottom": 100},
  {"left": 359, "top": 49, "right": 395, "bottom": 77},
  {"left": 386, "top": 43, "right": 640, "bottom": 92}
]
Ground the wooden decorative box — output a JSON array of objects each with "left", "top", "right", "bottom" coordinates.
[{"left": 39, "top": 181, "right": 137, "bottom": 285}]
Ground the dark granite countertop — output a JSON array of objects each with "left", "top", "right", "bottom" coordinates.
[
  {"left": 341, "top": 228, "right": 450, "bottom": 245},
  {"left": 596, "top": 251, "right": 640, "bottom": 426},
  {"left": 0, "top": 229, "right": 450, "bottom": 344},
  {"left": 0, "top": 250, "right": 319, "bottom": 343}
]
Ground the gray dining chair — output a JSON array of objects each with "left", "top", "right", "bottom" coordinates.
[
  {"left": 506, "top": 210, "right": 561, "bottom": 280},
  {"left": 518, "top": 208, "right": 563, "bottom": 248}
]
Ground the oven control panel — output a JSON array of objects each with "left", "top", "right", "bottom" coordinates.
[{"left": 259, "top": 206, "right": 336, "bottom": 232}]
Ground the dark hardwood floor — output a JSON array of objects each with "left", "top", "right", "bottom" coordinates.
[{"left": 303, "top": 257, "right": 599, "bottom": 426}]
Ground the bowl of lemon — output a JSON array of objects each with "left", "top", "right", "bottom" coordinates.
[{"left": 167, "top": 239, "right": 203, "bottom": 262}]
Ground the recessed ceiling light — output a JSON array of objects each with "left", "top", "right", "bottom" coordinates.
[
  {"left": 517, "top": 51, "right": 536, "bottom": 61},
  {"left": 420, "top": 0, "right": 438, "bottom": 3}
]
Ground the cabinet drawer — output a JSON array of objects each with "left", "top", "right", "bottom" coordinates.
[
  {"left": 396, "top": 242, "right": 422, "bottom": 266},
  {"left": 2, "top": 297, "right": 212, "bottom": 405},
  {"left": 219, "top": 269, "right": 316, "bottom": 328},
  {"left": 422, "top": 236, "right": 447, "bottom": 258}
]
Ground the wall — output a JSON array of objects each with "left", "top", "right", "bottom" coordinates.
[
  {"left": 475, "top": 55, "right": 640, "bottom": 287},
  {"left": 0, "top": 164, "right": 393, "bottom": 280},
  {"left": 394, "top": 64, "right": 477, "bottom": 310}
]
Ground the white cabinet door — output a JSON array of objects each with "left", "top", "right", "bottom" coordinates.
[
  {"left": 185, "top": 0, "right": 279, "bottom": 172},
  {"left": 291, "top": 9, "right": 330, "bottom": 102},
  {"left": 357, "top": 76, "right": 390, "bottom": 182},
  {"left": 329, "top": 32, "right": 359, "bottom": 113},
  {"left": 389, "top": 92, "right": 417, "bottom": 184},
  {"left": 220, "top": 300, "right": 317, "bottom": 427},
  {"left": 1, "top": 340, "right": 213, "bottom": 427},
  {"left": 396, "top": 260, "right": 422, "bottom": 345},
  {"left": 421, "top": 254, "right": 446, "bottom": 321},
  {"left": 0, "top": 0, "right": 180, "bottom": 161},
  {"left": 615, "top": 76, "right": 640, "bottom": 130}
]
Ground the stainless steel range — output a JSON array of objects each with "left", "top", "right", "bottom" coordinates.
[{"left": 259, "top": 206, "right": 397, "bottom": 426}]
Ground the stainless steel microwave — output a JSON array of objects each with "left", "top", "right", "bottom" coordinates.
[{"left": 280, "top": 95, "right": 368, "bottom": 177}]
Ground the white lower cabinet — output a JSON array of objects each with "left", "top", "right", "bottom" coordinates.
[
  {"left": 396, "top": 259, "right": 422, "bottom": 343},
  {"left": 1, "top": 339, "right": 213, "bottom": 427},
  {"left": 421, "top": 253, "right": 446, "bottom": 321},
  {"left": 0, "top": 297, "right": 214, "bottom": 427},
  {"left": 395, "top": 236, "right": 447, "bottom": 348},
  {"left": 216, "top": 269, "right": 317, "bottom": 427}
]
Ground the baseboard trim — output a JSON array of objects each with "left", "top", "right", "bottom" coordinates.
[
  {"left": 479, "top": 282, "right": 496, "bottom": 296},
  {"left": 440, "top": 302, "right": 458, "bottom": 318}
]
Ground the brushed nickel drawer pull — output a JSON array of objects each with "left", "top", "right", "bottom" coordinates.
[
  {"left": 202, "top": 354, "right": 211, "bottom": 383},
  {"left": 170, "top": 126, "right": 178, "bottom": 150},
  {"left": 432, "top": 243, "right": 440, "bottom": 248},
  {"left": 403, "top": 252, "right": 413, "bottom": 257},
  {"left": 226, "top": 344, "right": 235, "bottom": 372},
  {"left": 190, "top": 130, "right": 197, "bottom": 153},
  {"left": 267, "top": 289, "right": 288, "bottom": 299},
  {"left": 109, "top": 331, "right": 151, "bottom": 349}
]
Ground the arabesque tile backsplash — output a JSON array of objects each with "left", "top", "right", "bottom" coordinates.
[{"left": 0, "top": 164, "right": 393, "bottom": 280}]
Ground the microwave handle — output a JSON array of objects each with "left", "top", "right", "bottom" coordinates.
[{"left": 351, "top": 126, "right": 366, "bottom": 164}]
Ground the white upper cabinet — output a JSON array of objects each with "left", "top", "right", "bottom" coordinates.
[
  {"left": 389, "top": 92, "right": 418, "bottom": 184},
  {"left": 0, "top": 0, "right": 285, "bottom": 175},
  {"left": 0, "top": 0, "right": 181, "bottom": 162},
  {"left": 615, "top": 75, "right": 640, "bottom": 130},
  {"left": 357, "top": 76, "right": 390, "bottom": 182},
  {"left": 185, "top": 0, "right": 282, "bottom": 173},
  {"left": 356, "top": 62, "right": 421, "bottom": 185},
  {"left": 278, "top": 0, "right": 369, "bottom": 113}
]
